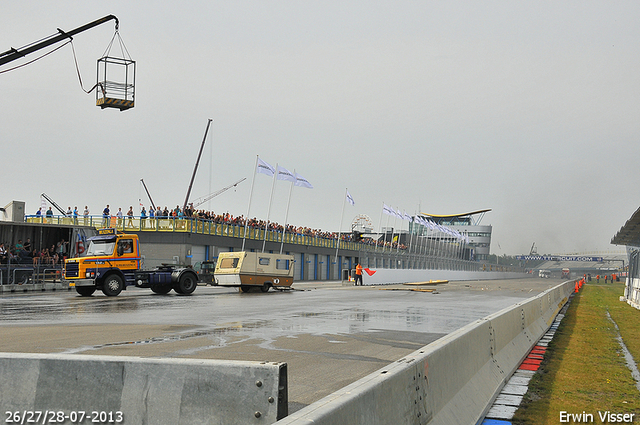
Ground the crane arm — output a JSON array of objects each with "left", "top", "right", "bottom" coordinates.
[
  {"left": 191, "top": 178, "right": 247, "bottom": 208},
  {"left": 140, "top": 179, "right": 156, "bottom": 211},
  {"left": 41, "top": 193, "right": 67, "bottom": 216},
  {"left": 0, "top": 15, "right": 119, "bottom": 67}
]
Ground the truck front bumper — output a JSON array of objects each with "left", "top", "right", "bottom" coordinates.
[{"left": 66, "top": 279, "right": 96, "bottom": 287}]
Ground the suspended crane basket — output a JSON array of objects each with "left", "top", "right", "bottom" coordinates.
[{"left": 96, "top": 55, "right": 135, "bottom": 111}]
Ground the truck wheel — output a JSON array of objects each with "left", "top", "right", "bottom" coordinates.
[
  {"left": 151, "top": 284, "right": 172, "bottom": 295},
  {"left": 176, "top": 273, "right": 197, "bottom": 295},
  {"left": 16, "top": 272, "right": 30, "bottom": 285},
  {"left": 102, "top": 274, "right": 124, "bottom": 296},
  {"left": 76, "top": 286, "right": 96, "bottom": 297},
  {"left": 240, "top": 285, "right": 251, "bottom": 293},
  {"left": 260, "top": 282, "right": 271, "bottom": 293}
]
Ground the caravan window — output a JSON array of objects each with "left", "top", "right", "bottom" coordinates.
[
  {"left": 259, "top": 258, "right": 270, "bottom": 266},
  {"left": 276, "top": 259, "right": 289, "bottom": 270},
  {"left": 220, "top": 258, "right": 239, "bottom": 269}
]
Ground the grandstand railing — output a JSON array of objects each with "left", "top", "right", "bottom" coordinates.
[{"left": 23, "top": 215, "right": 523, "bottom": 272}]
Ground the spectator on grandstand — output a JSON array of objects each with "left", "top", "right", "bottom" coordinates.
[
  {"left": 141, "top": 207, "right": 147, "bottom": 229},
  {"left": 102, "top": 205, "right": 110, "bottom": 227},
  {"left": 126, "top": 206, "right": 134, "bottom": 227},
  {"left": 23, "top": 238, "right": 31, "bottom": 253},
  {"left": 116, "top": 208, "right": 123, "bottom": 227},
  {"left": 148, "top": 206, "right": 155, "bottom": 229}
]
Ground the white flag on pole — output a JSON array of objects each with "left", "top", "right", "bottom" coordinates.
[
  {"left": 294, "top": 173, "right": 313, "bottom": 188},
  {"left": 383, "top": 204, "right": 394, "bottom": 216},
  {"left": 403, "top": 211, "right": 413, "bottom": 221},
  {"left": 257, "top": 158, "right": 275, "bottom": 177},
  {"left": 277, "top": 166, "right": 296, "bottom": 183},
  {"left": 346, "top": 190, "right": 355, "bottom": 206}
]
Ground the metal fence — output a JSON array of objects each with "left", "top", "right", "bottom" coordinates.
[
  {"left": 24, "top": 215, "right": 524, "bottom": 273},
  {"left": 0, "top": 264, "right": 64, "bottom": 286}
]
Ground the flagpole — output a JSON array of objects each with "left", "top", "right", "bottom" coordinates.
[
  {"left": 393, "top": 207, "right": 400, "bottom": 256},
  {"left": 377, "top": 202, "right": 384, "bottom": 254},
  {"left": 241, "top": 155, "right": 259, "bottom": 251},
  {"left": 408, "top": 211, "right": 415, "bottom": 267},
  {"left": 420, "top": 220, "right": 426, "bottom": 268},
  {"left": 334, "top": 188, "right": 348, "bottom": 264},
  {"left": 384, "top": 207, "right": 391, "bottom": 253},
  {"left": 280, "top": 169, "right": 295, "bottom": 255},
  {"left": 262, "top": 163, "right": 278, "bottom": 253}
]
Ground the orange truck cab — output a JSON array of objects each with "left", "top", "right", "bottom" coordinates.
[{"left": 64, "top": 228, "right": 198, "bottom": 297}]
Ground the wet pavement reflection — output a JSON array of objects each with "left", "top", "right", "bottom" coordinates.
[
  {"left": 0, "top": 280, "right": 552, "bottom": 346},
  {"left": 0, "top": 278, "right": 562, "bottom": 409}
]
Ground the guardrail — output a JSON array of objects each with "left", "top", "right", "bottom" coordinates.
[
  {"left": 0, "top": 353, "right": 287, "bottom": 424},
  {"left": 276, "top": 280, "right": 574, "bottom": 425},
  {"left": 0, "top": 265, "right": 65, "bottom": 290}
]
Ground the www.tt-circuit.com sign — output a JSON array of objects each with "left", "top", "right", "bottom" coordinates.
[{"left": 516, "top": 255, "right": 604, "bottom": 262}]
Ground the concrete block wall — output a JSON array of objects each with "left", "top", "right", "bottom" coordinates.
[
  {"left": 0, "top": 353, "right": 287, "bottom": 425},
  {"left": 276, "top": 280, "right": 574, "bottom": 425}
]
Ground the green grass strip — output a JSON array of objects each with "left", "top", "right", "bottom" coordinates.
[{"left": 512, "top": 282, "right": 640, "bottom": 425}]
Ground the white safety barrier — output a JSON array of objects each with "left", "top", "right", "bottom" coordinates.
[
  {"left": 277, "top": 280, "right": 574, "bottom": 425},
  {"left": 0, "top": 353, "right": 287, "bottom": 425},
  {"left": 357, "top": 268, "right": 531, "bottom": 285}
]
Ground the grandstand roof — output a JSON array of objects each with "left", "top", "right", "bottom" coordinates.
[
  {"left": 419, "top": 209, "right": 491, "bottom": 219},
  {"left": 611, "top": 205, "right": 640, "bottom": 247},
  {"left": 419, "top": 209, "right": 491, "bottom": 226}
]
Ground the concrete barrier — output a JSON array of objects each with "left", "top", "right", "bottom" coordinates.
[
  {"left": 0, "top": 353, "right": 287, "bottom": 425},
  {"left": 0, "top": 281, "right": 71, "bottom": 293},
  {"left": 358, "top": 268, "right": 531, "bottom": 285},
  {"left": 276, "top": 280, "right": 574, "bottom": 425}
]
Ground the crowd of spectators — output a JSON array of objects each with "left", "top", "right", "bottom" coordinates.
[
  {"left": 0, "top": 238, "right": 68, "bottom": 266},
  {"left": 142, "top": 204, "right": 409, "bottom": 250},
  {"left": 30, "top": 203, "right": 409, "bottom": 251}
]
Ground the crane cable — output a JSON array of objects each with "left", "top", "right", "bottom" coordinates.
[
  {"left": 0, "top": 41, "right": 71, "bottom": 74},
  {"left": 70, "top": 40, "right": 98, "bottom": 94},
  {"left": 70, "top": 27, "right": 132, "bottom": 95}
]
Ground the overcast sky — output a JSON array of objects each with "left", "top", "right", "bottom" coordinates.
[{"left": 2, "top": 1, "right": 638, "bottom": 255}]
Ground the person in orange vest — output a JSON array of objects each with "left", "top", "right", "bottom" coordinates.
[
  {"left": 355, "top": 263, "right": 363, "bottom": 286},
  {"left": 596, "top": 274, "right": 600, "bottom": 283}
]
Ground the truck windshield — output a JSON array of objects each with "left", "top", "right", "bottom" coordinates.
[{"left": 86, "top": 240, "right": 115, "bottom": 256}]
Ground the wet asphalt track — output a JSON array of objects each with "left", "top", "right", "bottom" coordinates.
[{"left": 0, "top": 277, "right": 564, "bottom": 412}]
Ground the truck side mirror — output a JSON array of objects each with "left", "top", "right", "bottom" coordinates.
[{"left": 117, "top": 245, "right": 123, "bottom": 256}]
